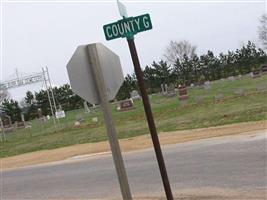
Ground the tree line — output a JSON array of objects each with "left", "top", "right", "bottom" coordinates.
[
  {"left": 116, "top": 41, "right": 266, "bottom": 100},
  {"left": 1, "top": 41, "right": 266, "bottom": 123},
  {"left": 1, "top": 84, "right": 84, "bottom": 122}
]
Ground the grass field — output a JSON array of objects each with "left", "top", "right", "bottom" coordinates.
[{"left": 1, "top": 75, "right": 267, "bottom": 158}]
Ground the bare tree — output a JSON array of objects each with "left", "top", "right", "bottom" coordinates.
[
  {"left": 258, "top": 14, "right": 267, "bottom": 50},
  {"left": 164, "top": 40, "right": 197, "bottom": 64}
]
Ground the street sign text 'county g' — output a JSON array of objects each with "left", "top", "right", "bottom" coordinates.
[
  {"left": 103, "top": 14, "right": 152, "bottom": 40},
  {"left": 103, "top": 7, "right": 174, "bottom": 200},
  {"left": 66, "top": 43, "right": 124, "bottom": 104}
]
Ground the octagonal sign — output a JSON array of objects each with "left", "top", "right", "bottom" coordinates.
[{"left": 66, "top": 43, "right": 124, "bottom": 104}]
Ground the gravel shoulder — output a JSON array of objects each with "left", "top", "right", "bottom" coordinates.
[
  {"left": 1, "top": 120, "right": 266, "bottom": 170},
  {"left": 133, "top": 188, "right": 267, "bottom": 200}
]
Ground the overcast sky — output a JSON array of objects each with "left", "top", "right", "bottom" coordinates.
[{"left": 1, "top": 0, "right": 266, "bottom": 100}]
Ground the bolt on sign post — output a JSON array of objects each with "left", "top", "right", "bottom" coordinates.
[
  {"left": 103, "top": 2, "right": 174, "bottom": 200},
  {"left": 67, "top": 43, "right": 132, "bottom": 200}
]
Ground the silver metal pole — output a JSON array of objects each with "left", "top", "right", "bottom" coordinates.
[
  {"left": 45, "top": 67, "right": 60, "bottom": 126},
  {"left": 46, "top": 67, "right": 57, "bottom": 113},
  {"left": 87, "top": 44, "right": 132, "bottom": 200},
  {"left": 42, "top": 67, "right": 56, "bottom": 128}
]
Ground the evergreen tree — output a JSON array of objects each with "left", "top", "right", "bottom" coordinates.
[{"left": 2, "top": 99, "right": 22, "bottom": 123}]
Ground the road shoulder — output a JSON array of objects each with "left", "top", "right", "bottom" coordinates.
[{"left": 1, "top": 120, "right": 266, "bottom": 170}]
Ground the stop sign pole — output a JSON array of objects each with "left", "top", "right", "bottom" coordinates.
[
  {"left": 87, "top": 45, "right": 133, "bottom": 200},
  {"left": 67, "top": 43, "right": 132, "bottom": 200}
]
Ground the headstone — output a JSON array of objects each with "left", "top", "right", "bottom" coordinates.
[
  {"left": 234, "top": 88, "right": 245, "bottom": 97},
  {"left": 1, "top": 115, "right": 13, "bottom": 132},
  {"left": 261, "top": 65, "right": 267, "bottom": 74},
  {"left": 17, "top": 121, "right": 25, "bottom": 129},
  {"left": 92, "top": 117, "right": 98, "bottom": 123},
  {"left": 130, "top": 90, "right": 141, "bottom": 100},
  {"left": 116, "top": 105, "right": 121, "bottom": 111},
  {"left": 251, "top": 69, "right": 261, "bottom": 78},
  {"left": 178, "top": 85, "right": 188, "bottom": 100},
  {"left": 119, "top": 99, "right": 134, "bottom": 111},
  {"left": 214, "top": 94, "right": 224, "bottom": 101},
  {"left": 2, "top": 115, "right": 12, "bottom": 129}
]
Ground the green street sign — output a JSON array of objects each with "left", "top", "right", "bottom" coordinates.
[{"left": 103, "top": 13, "right": 152, "bottom": 40}]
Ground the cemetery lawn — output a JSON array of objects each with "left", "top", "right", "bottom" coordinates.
[{"left": 1, "top": 75, "right": 267, "bottom": 158}]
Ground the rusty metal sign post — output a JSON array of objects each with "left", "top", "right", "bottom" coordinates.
[{"left": 103, "top": 1, "right": 174, "bottom": 200}]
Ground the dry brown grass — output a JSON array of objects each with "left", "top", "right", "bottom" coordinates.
[{"left": 1, "top": 120, "right": 266, "bottom": 170}]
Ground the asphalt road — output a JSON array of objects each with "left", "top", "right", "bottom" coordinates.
[{"left": 1, "top": 132, "right": 266, "bottom": 199}]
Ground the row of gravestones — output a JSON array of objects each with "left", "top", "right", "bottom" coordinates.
[
  {"left": 112, "top": 90, "right": 141, "bottom": 112},
  {"left": 74, "top": 98, "right": 137, "bottom": 127},
  {"left": 251, "top": 65, "right": 267, "bottom": 78},
  {"left": 0, "top": 114, "right": 31, "bottom": 133},
  {"left": 82, "top": 68, "right": 267, "bottom": 114},
  {"left": 158, "top": 79, "right": 266, "bottom": 105},
  {"left": 74, "top": 80, "right": 267, "bottom": 127},
  {"left": 186, "top": 84, "right": 267, "bottom": 105},
  {"left": 77, "top": 69, "right": 267, "bottom": 125},
  {"left": 0, "top": 107, "right": 68, "bottom": 132}
]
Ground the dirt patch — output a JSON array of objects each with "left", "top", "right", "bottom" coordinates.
[
  {"left": 133, "top": 188, "right": 267, "bottom": 200},
  {"left": 1, "top": 120, "right": 266, "bottom": 170},
  {"left": 98, "top": 188, "right": 267, "bottom": 200}
]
